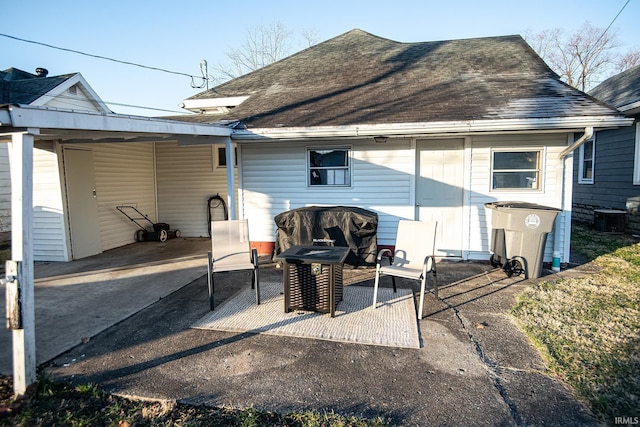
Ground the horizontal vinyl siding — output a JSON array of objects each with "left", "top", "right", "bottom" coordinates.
[
  {"left": 240, "top": 139, "right": 413, "bottom": 245},
  {"left": 574, "top": 126, "right": 638, "bottom": 210},
  {"left": 33, "top": 143, "right": 68, "bottom": 261},
  {"left": 89, "top": 142, "right": 156, "bottom": 251},
  {"left": 468, "top": 134, "right": 568, "bottom": 261},
  {"left": 156, "top": 142, "right": 236, "bottom": 237},
  {"left": 0, "top": 144, "right": 10, "bottom": 233}
]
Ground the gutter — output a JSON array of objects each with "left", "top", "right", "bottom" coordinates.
[
  {"left": 231, "top": 117, "right": 631, "bottom": 141},
  {"left": 558, "top": 127, "right": 593, "bottom": 159}
]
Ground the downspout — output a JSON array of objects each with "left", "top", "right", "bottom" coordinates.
[
  {"left": 554, "top": 127, "right": 593, "bottom": 269},
  {"left": 558, "top": 127, "right": 593, "bottom": 160}
]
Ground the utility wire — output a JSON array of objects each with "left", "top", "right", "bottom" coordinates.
[
  {"left": 592, "top": 0, "right": 630, "bottom": 51},
  {"left": 0, "top": 32, "right": 209, "bottom": 87},
  {"left": 3, "top": 87, "right": 189, "bottom": 115}
]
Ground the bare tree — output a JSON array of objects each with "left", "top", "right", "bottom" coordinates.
[
  {"left": 525, "top": 22, "right": 638, "bottom": 91},
  {"left": 213, "top": 22, "right": 319, "bottom": 83},
  {"left": 615, "top": 49, "right": 640, "bottom": 73}
]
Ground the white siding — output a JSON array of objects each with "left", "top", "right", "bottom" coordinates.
[
  {"left": 41, "top": 85, "right": 102, "bottom": 112},
  {"left": 33, "top": 143, "right": 69, "bottom": 261},
  {"left": 80, "top": 142, "right": 157, "bottom": 251},
  {"left": 240, "top": 139, "right": 414, "bottom": 245},
  {"left": 0, "top": 144, "right": 10, "bottom": 233},
  {"left": 155, "top": 142, "right": 236, "bottom": 237},
  {"left": 467, "top": 133, "right": 569, "bottom": 261}
]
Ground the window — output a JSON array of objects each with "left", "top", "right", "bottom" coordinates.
[
  {"left": 578, "top": 137, "right": 595, "bottom": 184},
  {"left": 216, "top": 146, "right": 237, "bottom": 168},
  {"left": 308, "top": 148, "right": 351, "bottom": 186},
  {"left": 491, "top": 150, "right": 541, "bottom": 190}
]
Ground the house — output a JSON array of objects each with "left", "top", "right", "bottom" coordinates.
[
  {"left": 572, "top": 65, "right": 640, "bottom": 233},
  {"left": 173, "top": 29, "right": 632, "bottom": 264},
  {"left": 0, "top": 67, "right": 111, "bottom": 239},
  {"left": 1, "top": 68, "right": 232, "bottom": 262},
  {"left": 1, "top": 30, "right": 633, "bottom": 265}
]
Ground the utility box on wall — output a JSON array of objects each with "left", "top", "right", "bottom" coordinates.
[{"left": 594, "top": 209, "right": 626, "bottom": 232}]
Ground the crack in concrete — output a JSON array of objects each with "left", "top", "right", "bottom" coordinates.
[{"left": 438, "top": 295, "right": 527, "bottom": 426}]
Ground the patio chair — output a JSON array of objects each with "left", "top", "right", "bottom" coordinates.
[
  {"left": 372, "top": 220, "right": 438, "bottom": 319},
  {"left": 207, "top": 219, "right": 260, "bottom": 310}
]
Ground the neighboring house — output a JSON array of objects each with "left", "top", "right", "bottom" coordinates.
[
  {"left": 173, "top": 29, "right": 632, "bottom": 264},
  {"left": 1, "top": 68, "right": 231, "bottom": 261},
  {"left": 573, "top": 65, "right": 640, "bottom": 233}
]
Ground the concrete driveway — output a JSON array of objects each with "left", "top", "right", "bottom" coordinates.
[
  {"left": 2, "top": 238, "right": 599, "bottom": 425},
  {"left": 0, "top": 238, "right": 210, "bottom": 375}
]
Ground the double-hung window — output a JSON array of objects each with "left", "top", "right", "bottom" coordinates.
[
  {"left": 578, "top": 137, "right": 595, "bottom": 184},
  {"left": 308, "top": 147, "right": 351, "bottom": 186},
  {"left": 491, "top": 149, "right": 542, "bottom": 190}
]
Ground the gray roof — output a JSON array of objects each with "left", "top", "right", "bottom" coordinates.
[
  {"left": 1, "top": 68, "right": 75, "bottom": 105},
  {"left": 179, "top": 29, "right": 619, "bottom": 129},
  {"left": 589, "top": 65, "right": 640, "bottom": 110}
]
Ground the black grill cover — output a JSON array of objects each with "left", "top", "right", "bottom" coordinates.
[{"left": 273, "top": 206, "right": 378, "bottom": 266}]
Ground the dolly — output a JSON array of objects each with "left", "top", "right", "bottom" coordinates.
[{"left": 116, "top": 204, "right": 181, "bottom": 242}]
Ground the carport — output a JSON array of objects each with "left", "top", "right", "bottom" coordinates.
[{"left": 0, "top": 104, "right": 235, "bottom": 395}]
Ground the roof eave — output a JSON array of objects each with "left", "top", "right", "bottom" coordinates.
[
  {"left": 0, "top": 104, "right": 232, "bottom": 137},
  {"left": 230, "top": 117, "right": 634, "bottom": 140}
]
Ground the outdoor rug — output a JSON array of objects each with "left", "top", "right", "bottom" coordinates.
[{"left": 192, "top": 282, "right": 420, "bottom": 349}]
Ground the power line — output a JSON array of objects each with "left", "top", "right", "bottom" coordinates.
[
  {"left": 3, "top": 87, "right": 188, "bottom": 115},
  {"left": 593, "top": 0, "right": 630, "bottom": 50},
  {"left": 0, "top": 32, "right": 209, "bottom": 87}
]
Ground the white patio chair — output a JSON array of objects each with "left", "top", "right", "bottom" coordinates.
[
  {"left": 372, "top": 220, "right": 438, "bottom": 319},
  {"left": 207, "top": 219, "right": 260, "bottom": 310}
]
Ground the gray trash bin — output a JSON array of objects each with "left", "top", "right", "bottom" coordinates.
[{"left": 485, "top": 201, "right": 561, "bottom": 278}]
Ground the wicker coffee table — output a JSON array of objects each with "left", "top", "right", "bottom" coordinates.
[{"left": 274, "top": 245, "right": 349, "bottom": 317}]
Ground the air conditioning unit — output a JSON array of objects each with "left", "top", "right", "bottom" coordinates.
[{"left": 593, "top": 209, "right": 626, "bottom": 232}]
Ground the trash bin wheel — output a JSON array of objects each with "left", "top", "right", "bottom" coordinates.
[
  {"left": 489, "top": 254, "right": 502, "bottom": 268},
  {"left": 135, "top": 229, "right": 145, "bottom": 242},
  {"left": 174, "top": 229, "right": 181, "bottom": 238},
  {"left": 159, "top": 229, "right": 168, "bottom": 242},
  {"left": 504, "top": 259, "right": 524, "bottom": 277}
]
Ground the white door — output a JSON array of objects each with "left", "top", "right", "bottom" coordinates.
[
  {"left": 63, "top": 148, "right": 101, "bottom": 259},
  {"left": 416, "top": 139, "right": 464, "bottom": 257}
]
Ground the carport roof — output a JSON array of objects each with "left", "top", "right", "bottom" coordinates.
[
  {"left": 0, "top": 104, "right": 231, "bottom": 144},
  {"left": 171, "top": 29, "right": 627, "bottom": 135}
]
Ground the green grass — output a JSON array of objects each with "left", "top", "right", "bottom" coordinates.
[
  {"left": 0, "top": 376, "right": 389, "bottom": 427},
  {"left": 512, "top": 224, "right": 640, "bottom": 424}
]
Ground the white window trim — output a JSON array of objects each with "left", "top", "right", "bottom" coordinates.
[
  {"left": 307, "top": 146, "right": 353, "bottom": 188},
  {"left": 633, "top": 123, "right": 640, "bottom": 185},
  {"left": 490, "top": 147, "right": 544, "bottom": 192},
  {"left": 578, "top": 137, "right": 595, "bottom": 184}
]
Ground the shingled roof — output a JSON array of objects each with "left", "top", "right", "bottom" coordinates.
[
  {"left": 589, "top": 64, "right": 640, "bottom": 111},
  {"left": 181, "top": 29, "right": 620, "bottom": 130},
  {"left": 0, "top": 68, "right": 75, "bottom": 105}
]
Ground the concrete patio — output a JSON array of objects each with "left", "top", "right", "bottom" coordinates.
[{"left": 1, "top": 238, "right": 599, "bottom": 425}]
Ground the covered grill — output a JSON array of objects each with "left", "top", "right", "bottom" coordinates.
[{"left": 273, "top": 206, "right": 378, "bottom": 266}]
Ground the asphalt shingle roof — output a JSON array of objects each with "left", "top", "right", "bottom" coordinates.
[
  {"left": 589, "top": 65, "right": 640, "bottom": 110},
  {"left": 179, "top": 29, "right": 619, "bottom": 129},
  {"left": 1, "top": 68, "right": 74, "bottom": 105}
]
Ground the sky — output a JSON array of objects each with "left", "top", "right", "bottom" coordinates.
[{"left": 2, "top": 0, "right": 638, "bottom": 116}]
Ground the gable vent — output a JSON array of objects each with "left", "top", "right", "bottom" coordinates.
[{"left": 68, "top": 85, "right": 77, "bottom": 95}]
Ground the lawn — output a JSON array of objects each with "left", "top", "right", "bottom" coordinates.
[{"left": 511, "top": 224, "right": 640, "bottom": 424}]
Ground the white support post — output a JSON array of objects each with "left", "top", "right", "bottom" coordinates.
[
  {"left": 10, "top": 131, "right": 36, "bottom": 396},
  {"left": 224, "top": 137, "right": 236, "bottom": 220}
]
